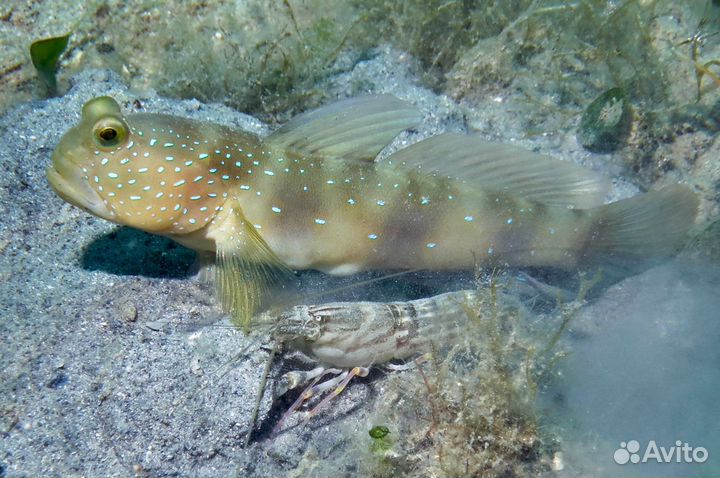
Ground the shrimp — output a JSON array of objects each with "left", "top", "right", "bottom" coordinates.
[{"left": 257, "top": 289, "right": 478, "bottom": 435}]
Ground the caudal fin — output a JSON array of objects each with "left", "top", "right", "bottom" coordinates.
[{"left": 582, "top": 185, "right": 699, "bottom": 272}]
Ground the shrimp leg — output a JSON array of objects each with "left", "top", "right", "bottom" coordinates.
[
  {"left": 273, "top": 368, "right": 344, "bottom": 434},
  {"left": 275, "top": 366, "right": 326, "bottom": 398},
  {"left": 307, "top": 366, "right": 370, "bottom": 418}
]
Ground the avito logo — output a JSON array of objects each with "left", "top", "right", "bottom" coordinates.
[{"left": 614, "top": 440, "right": 709, "bottom": 465}]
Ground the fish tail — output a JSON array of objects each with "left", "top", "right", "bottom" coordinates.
[{"left": 581, "top": 185, "right": 699, "bottom": 271}]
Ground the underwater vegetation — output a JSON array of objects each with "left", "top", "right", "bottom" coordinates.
[
  {"left": 578, "top": 87, "right": 633, "bottom": 153},
  {"left": 29, "top": 33, "right": 70, "bottom": 95},
  {"left": 336, "top": 273, "right": 585, "bottom": 478},
  {"left": 5, "top": 1, "right": 717, "bottom": 116},
  {"left": 5, "top": 0, "right": 718, "bottom": 220},
  {"left": 2, "top": 0, "right": 719, "bottom": 476}
]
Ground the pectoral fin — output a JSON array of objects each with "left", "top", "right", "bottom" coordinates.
[
  {"left": 266, "top": 95, "right": 421, "bottom": 162},
  {"left": 213, "top": 201, "right": 293, "bottom": 330}
]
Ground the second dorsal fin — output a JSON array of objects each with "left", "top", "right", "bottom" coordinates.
[
  {"left": 386, "top": 133, "right": 610, "bottom": 209},
  {"left": 266, "top": 95, "right": 421, "bottom": 162}
]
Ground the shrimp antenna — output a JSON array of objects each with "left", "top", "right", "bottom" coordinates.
[
  {"left": 244, "top": 339, "right": 281, "bottom": 447},
  {"left": 249, "top": 268, "right": 425, "bottom": 328}
]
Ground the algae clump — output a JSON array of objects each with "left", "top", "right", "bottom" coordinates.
[
  {"left": 30, "top": 33, "right": 70, "bottom": 95},
  {"left": 578, "top": 87, "right": 632, "bottom": 153},
  {"left": 349, "top": 271, "right": 585, "bottom": 477}
]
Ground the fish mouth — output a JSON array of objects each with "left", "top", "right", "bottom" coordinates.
[{"left": 46, "top": 147, "right": 115, "bottom": 222}]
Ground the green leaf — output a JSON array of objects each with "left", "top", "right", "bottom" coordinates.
[
  {"left": 30, "top": 33, "right": 70, "bottom": 94},
  {"left": 369, "top": 425, "right": 390, "bottom": 439}
]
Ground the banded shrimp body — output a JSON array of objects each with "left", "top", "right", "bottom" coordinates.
[
  {"left": 203, "top": 265, "right": 577, "bottom": 478},
  {"left": 230, "top": 268, "right": 567, "bottom": 442},
  {"left": 259, "top": 289, "right": 478, "bottom": 435}
]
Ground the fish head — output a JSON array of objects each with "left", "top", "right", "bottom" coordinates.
[
  {"left": 47, "top": 96, "right": 122, "bottom": 223},
  {"left": 47, "top": 96, "right": 226, "bottom": 234}
]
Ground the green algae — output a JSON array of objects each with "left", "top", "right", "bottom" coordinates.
[
  {"left": 579, "top": 87, "right": 632, "bottom": 152},
  {"left": 30, "top": 33, "right": 70, "bottom": 95},
  {"left": 368, "top": 425, "right": 393, "bottom": 455},
  {"left": 357, "top": 0, "right": 532, "bottom": 88},
  {"left": 448, "top": 1, "right": 672, "bottom": 103},
  {"left": 10, "top": 0, "right": 719, "bottom": 130},
  {"left": 345, "top": 272, "right": 587, "bottom": 478},
  {"left": 368, "top": 425, "right": 390, "bottom": 440},
  {"left": 104, "top": 0, "right": 376, "bottom": 122}
]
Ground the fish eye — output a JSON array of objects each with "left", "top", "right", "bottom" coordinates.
[
  {"left": 93, "top": 117, "right": 128, "bottom": 148},
  {"left": 99, "top": 127, "right": 117, "bottom": 141}
]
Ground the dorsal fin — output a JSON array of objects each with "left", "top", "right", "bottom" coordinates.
[
  {"left": 266, "top": 95, "right": 421, "bottom": 162},
  {"left": 386, "top": 133, "right": 610, "bottom": 209}
]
